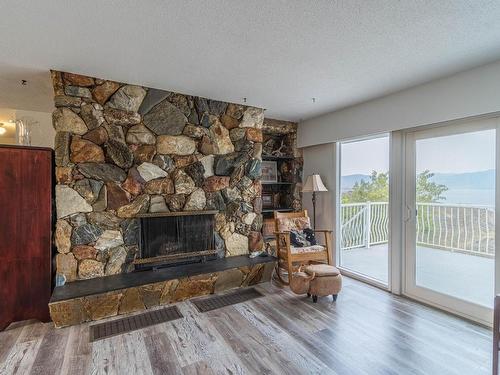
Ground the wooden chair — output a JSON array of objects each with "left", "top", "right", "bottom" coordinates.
[{"left": 274, "top": 210, "right": 333, "bottom": 285}]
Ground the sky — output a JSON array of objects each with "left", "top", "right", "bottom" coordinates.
[{"left": 341, "top": 129, "right": 495, "bottom": 176}]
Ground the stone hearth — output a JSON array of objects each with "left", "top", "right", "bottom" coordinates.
[{"left": 49, "top": 255, "right": 275, "bottom": 328}]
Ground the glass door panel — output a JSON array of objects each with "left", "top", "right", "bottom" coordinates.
[
  {"left": 405, "top": 120, "right": 496, "bottom": 324},
  {"left": 339, "top": 135, "right": 390, "bottom": 285}
]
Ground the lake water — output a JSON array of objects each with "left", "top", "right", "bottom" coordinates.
[{"left": 439, "top": 189, "right": 495, "bottom": 206}]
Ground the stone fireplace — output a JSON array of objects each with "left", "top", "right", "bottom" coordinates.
[{"left": 52, "top": 71, "right": 266, "bottom": 282}]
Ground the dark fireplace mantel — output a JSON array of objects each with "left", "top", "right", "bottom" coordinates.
[{"left": 136, "top": 210, "right": 219, "bottom": 218}]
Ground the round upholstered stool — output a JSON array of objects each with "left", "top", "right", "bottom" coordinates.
[{"left": 304, "top": 264, "right": 342, "bottom": 303}]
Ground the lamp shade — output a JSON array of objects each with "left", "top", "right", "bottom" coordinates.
[{"left": 302, "top": 174, "right": 328, "bottom": 192}]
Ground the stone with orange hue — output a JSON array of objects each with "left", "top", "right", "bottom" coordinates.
[
  {"left": 203, "top": 176, "right": 230, "bottom": 192},
  {"left": 55, "top": 219, "right": 72, "bottom": 254},
  {"left": 56, "top": 253, "right": 77, "bottom": 281},
  {"left": 51, "top": 70, "right": 65, "bottom": 96},
  {"left": 145, "top": 177, "right": 174, "bottom": 195},
  {"left": 64, "top": 72, "right": 95, "bottom": 87},
  {"left": 106, "top": 182, "right": 131, "bottom": 210},
  {"left": 56, "top": 167, "right": 73, "bottom": 184},
  {"left": 49, "top": 299, "right": 88, "bottom": 328},
  {"left": 70, "top": 138, "right": 105, "bottom": 163},
  {"left": 72, "top": 245, "right": 98, "bottom": 260},
  {"left": 92, "top": 81, "right": 120, "bottom": 105},
  {"left": 83, "top": 126, "right": 108, "bottom": 145},
  {"left": 174, "top": 154, "right": 197, "bottom": 168},
  {"left": 117, "top": 194, "right": 150, "bottom": 218},
  {"left": 104, "top": 108, "right": 141, "bottom": 126},
  {"left": 226, "top": 103, "right": 245, "bottom": 119},
  {"left": 220, "top": 114, "right": 239, "bottom": 130},
  {"left": 134, "top": 145, "right": 156, "bottom": 163},
  {"left": 122, "top": 175, "right": 143, "bottom": 196},
  {"left": 248, "top": 231, "right": 264, "bottom": 252},
  {"left": 119, "top": 288, "right": 145, "bottom": 315},
  {"left": 246, "top": 128, "right": 263, "bottom": 143},
  {"left": 83, "top": 292, "right": 122, "bottom": 321},
  {"left": 172, "top": 274, "right": 217, "bottom": 301},
  {"left": 78, "top": 259, "right": 105, "bottom": 280}
]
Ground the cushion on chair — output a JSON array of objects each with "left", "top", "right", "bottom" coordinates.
[
  {"left": 304, "top": 264, "right": 340, "bottom": 277},
  {"left": 277, "top": 216, "right": 312, "bottom": 232},
  {"left": 290, "top": 245, "right": 326, "bottom": 254}
]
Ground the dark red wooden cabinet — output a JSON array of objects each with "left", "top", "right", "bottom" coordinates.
[{"left": 0, "top": 145, "right": 53, "bottom": 330}]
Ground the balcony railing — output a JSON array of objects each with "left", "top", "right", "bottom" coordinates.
[{"left": 341, "top": 202, "right": 495, "bottom": 257}]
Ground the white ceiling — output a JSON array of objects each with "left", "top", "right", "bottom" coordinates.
[{"left": 2, "top": 1, "right": 500, "bottom": 121}]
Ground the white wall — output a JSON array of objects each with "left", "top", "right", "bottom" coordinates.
[
  {"left": 302, "top": 142, "right": 337, "bottom": 263},
  {"left": 298, "top": 59, "right": 500, "bottom": 147},
  {"left": 15, "top": 109, "right": 54, "bottom": 148}
]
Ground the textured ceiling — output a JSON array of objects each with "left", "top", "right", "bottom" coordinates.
[{"left": 1, "top": 1, "right": 500, "bottom": 120}]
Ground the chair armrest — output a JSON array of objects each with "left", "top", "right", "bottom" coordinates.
[{"left": 274, "top": 231, "right": 290, "bottom": 235}]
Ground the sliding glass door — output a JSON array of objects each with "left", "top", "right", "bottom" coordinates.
[
  {"left": 339, "top": 135, "right": 390, "bottom": 286},
  {"left": 404, "top": 119, "right": 497, "bottom": 324}
]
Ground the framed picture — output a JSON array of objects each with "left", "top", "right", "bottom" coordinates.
[
  {"left": 262, "top": 192, "right": 274, "bottom": 209},
  {"left": 261, "top": 161, "right": 278, "bottom": 183}
]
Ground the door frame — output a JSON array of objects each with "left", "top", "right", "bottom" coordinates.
[{"left": 402, "top": 117, "right": 500, "bottom": 326}]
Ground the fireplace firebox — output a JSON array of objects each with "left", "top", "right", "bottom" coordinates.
[{"left": 135, "top": 210, "right": 220, "bottom": 269}]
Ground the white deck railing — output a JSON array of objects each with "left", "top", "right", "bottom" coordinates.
[{"left": 341, "top": 202, "right": 495, "bottom": 257}]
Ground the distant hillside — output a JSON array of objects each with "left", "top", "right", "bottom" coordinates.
[{"left": 341, "top": 169, "right": 495, "bottom": 191}]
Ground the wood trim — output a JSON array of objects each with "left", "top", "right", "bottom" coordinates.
[{"left": 133, "top": 250, "right": 217, "bottom": 265}]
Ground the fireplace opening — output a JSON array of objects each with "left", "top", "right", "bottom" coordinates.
[{"left": 135, "top": 211, "right": 220, "bottom": 270}]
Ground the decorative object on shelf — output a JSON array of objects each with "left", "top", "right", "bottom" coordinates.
[
  {"left": 262, "top": 192, "right": 274, "bottom": 209},
  {"left": 261, "top": 161, "right": 278, "bottom": 183},
  {"left": 302, "top": 174, "right": 328, "bottom": 229},
  {"left": 272, "top": 192, "right": 281, "bottom": 208},
  {"left": 15, "top": 118, "right": 38, "bottom": 146}
]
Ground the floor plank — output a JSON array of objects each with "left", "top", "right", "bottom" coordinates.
[{"left": 0, "top": 277, "right": 492, "bottom": 375}]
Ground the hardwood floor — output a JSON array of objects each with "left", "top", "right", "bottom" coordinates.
[{"left": 0, "top": 277, "right": 491, "bottom": 374}]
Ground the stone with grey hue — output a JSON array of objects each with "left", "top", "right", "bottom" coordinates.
[
  {"left": 185, "top": 162, "right": 205, "bottom": 187},
  {"left": 54, "top": 131, "right": 71, "bottom": 166},
  {"left": 80, "top": 103, "right": 105, "bottom": 130},
  {"left": 88, "top": 212, "right": 122, "bottom": 230},
  {"left": 95, "top": 230, "right": 124, "bottom": 250},
  {"left": 138, "top": 88, "right": 171, "bottom": 115},
  {"left": 53, "top": 108, "right": 88, "bottom": 135},
  {"left": 126, "top": 124, "right": 156, "bottom": 144},
  {"left": 246, "top": 159, "right": 261, "bottom": 180},
  {"left": 208, "top": 100, "right": 228, "bottom": 116},
  {"left": 184, "top": 189, "right": 206, "bottom": 211},
  {"left": 105, "top": 140, "right": 134, "bottom": 169},
  {"left": 149, "top": 195, "right": 169, "bottom": 213},
  {"left": 222, "top": 187, "right": 242, "bottom": 202},
  {"left": 225, "top": 232, "right": 249, "bottom": 256},
  {"left": 143, "top": 99, "right": 187, "bottom": 135},
  {"left": 120, "top": 219, "right": 140, "bottom": 246},
  {"left": 183, "top": 124, "right": 208, "bottom": 139},
  {"left": 105, "top": 246, "right": 128, "bottom": 275},
  {"left": 200, "top": 155, "right": 214, "bottom": 178},
  {"left": 239, "top": 107, "right": 264, "bottom": 128},
  {"left": 68, "top": 213, "right": 87, "bottom": 227},
  {"left": 54, "top": 95, "right": 82, "bottom": 108},
  {"left": 173, "top": 170, "right": 196, "bottom": 194},
  {"left": 104, "top": 108, "right": 141, "bottom": 126},
  {"left": 214, "top": 153, "right": 244, "bottom": 176},
  {"left": 71, "top": 224, "right": 103, "bottom": 246},
  {"left": 165, "top": 194, "right": 186, "bottom": 211},
  {"left": 152, "top": 154, "right": 175, "bottom": 173},
  {"left": 137, "top": 162, "right": 168, "bottom": 182},
  {"left": 74, "top": 179, "right": 103, "bottom": 204},
  {"left": 64, "top": 85, "right": 91, "bottom": 98},
  {"left": 195, "top": 97, "right": 209, "bottom": 113},
  {"left": 78, "top": 163, "right": 127, "bottom": 182},
  {"left": 206, "top": 191, "right": 226, "bottom": 211},
  {"left": 56, "top": 185, "right": 93, "bottom": 219},
  {"left": 107, "top": 85, "right": 146, "bottom": 112}
]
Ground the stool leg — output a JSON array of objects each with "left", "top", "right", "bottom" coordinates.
[
  {"left": 312, "top": 295, "right": 318, "bottom": 303},
  {"left": 332, "top": 294, "right": 338, "bottom": 302}
]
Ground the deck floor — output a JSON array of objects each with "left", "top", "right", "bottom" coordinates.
[
  {"left": 341, "top": 244, "right": 494, "bottom": 307},
  {"left": 0, "top": 278, "right": 491, "bottom": 375}
]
